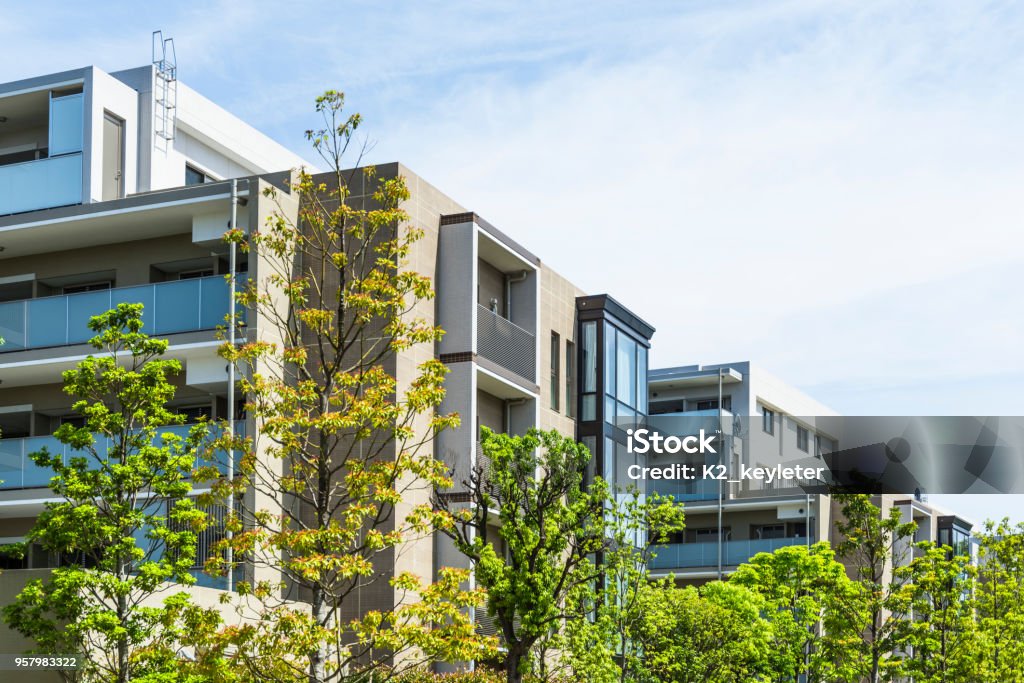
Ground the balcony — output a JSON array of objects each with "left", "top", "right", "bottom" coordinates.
[
  {"left": 0, "top": 274, "right": 243, "bottom": 353},
  {"left": 0, "top": 153, "right": 83, "bottom": 216},
  {"left": 0, "top": 421, "right": 245, "bottom": 490},
  {"left": 476, "top": 304, "right": 535, "bottom": 381},
  {"left": 649, "top": 536, "right": 810, "bottom": 570}
]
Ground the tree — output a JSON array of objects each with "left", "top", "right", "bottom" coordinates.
[
  {"left": 974, "top": 519, "right": 1024, "bottom": 682},
  {"left": 562, "top": 487, "right": 685, "bottom": 683},
  {"left": 630, "top": 580, "right": 771, "bottom": 683},
  {"left": 893, "top": 541, "right": 980, "bottom": 683},
  {"left": 204, "top": 90, "right": 491, "bottom": 683},
  {"left": 435, "top": 428, "right": 684, "bottom": 683},
  {"left": 833, "top": 494, "right": 917, "bottom": 683},
  {"left": 730, "top": 541, "right": 862, "bottom": 682},
  {"left": 2, "top": 304, "right": 209, "bottom": 683}
]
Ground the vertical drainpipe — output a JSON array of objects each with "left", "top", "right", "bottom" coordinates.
[
  {"left": 717, "top": 367, "right": 724, "bottom": 581},
  {"left": 226, "top": 178, "right": 237, "bottom": 593}
]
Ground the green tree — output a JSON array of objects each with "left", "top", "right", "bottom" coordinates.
[
  {"left": 892, "top": 541, "right": 980, "bottom": 682},
  {"left": 204, "top": 90, "right": 490, "bottom": 683},
  {"left": 562, "top": 488, "right": 685, "bottom": 683},
  {"left": 833, "top": 494, "right": 917, "bottom": 682},
  {"left": 730, "top": 541, "right": 861, "bottom": 682},
  {"left": 2, "top": 304, "right": 209, "bottom": 683},
  {"left": 435, "top": 428, "right": 684, "bottom": 683},
  {"left": 974, "top": 519, "right": 1024, "bottom": 682},
  {"left": 630, "top": 580, "right": 771, "bottom": 682}
]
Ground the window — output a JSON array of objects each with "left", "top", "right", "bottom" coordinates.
[
  {"left": 755, "top": 524, "right": 786, "bottom": 539},
  {"left": 566, "top": 340, "right": 576, "bottom": 419},
  {"left": 797, "top": 425, "right": 809, "bottom": 452},
  {"left": 688, "top": 527, "right": 730, "bottom": 543},
  {"left": 185, "top": 164, "right": 210, "bottom": 186},
  {"left": 814, "top": 434, "right": 822, "bottom": 458},
  {"left": 581, "top": 322, "right": 597, "bottom": 420},
  {"left": 762, "top": 407, "right": 775, "bottom": 435},
  {"left": 62, "top": 280, "right": 112, "bottom": 294},
  {"left": 550, "top": 332, "right": 560, "bottom": 412},
  {"left": 177, "top": 405, "right": 211, "bottom": 423},
  {"left": 178, "top": 269, "right": 214, "bottom": 280},
  {"left": 695, "top": 396, "right": 732, "bottom": 412}
]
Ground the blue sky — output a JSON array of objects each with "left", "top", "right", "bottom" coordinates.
[{"left": 3, "top": 2, "right": 1023, "bottom": 517}]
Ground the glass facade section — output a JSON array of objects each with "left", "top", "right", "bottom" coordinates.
[
  {"left": 580, "top": 321, "right": 597, "bottom": 421},
  {"left": 616, "top": 332, "right": 636, "bottom": 408},
  {"left": 603, "top": 320, "right": 647, "bottom": 426},
  {"left": 604, "top": 321, "right": 616, "bottom": 395}
]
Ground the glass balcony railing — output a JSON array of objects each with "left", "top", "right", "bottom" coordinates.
[
  {"left": 0, "top": 152, "right": 84, "bottom": 216},
  {"left": 476, "top": 304, "right": 536, "bottom": 381},
  {"left": 0, "top": 421, "right": 245, "bottom": 490},
  {"left": 649, "top": 536, "right": 810, "bottom": 570},
  {"left": 0, "top": 274, "right": 244, "bottom": 353}
]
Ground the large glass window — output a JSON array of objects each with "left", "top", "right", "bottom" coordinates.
[
  {"left": 581, "top": 322, "right": 597, "bottom": 420},
  {"left": 602, "top": 321, "right": 648, "bottom": 425},
  {"left": 637, "top": 345, "right": 648, "bottom": 415},
  {"left": 616, "top": 332, "right": 636, "bottom": 408},
  {"left": 604, "top": 322, "right": 616, "bottom": 395}
]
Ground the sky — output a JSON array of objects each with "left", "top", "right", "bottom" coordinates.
[{"left": 2, "top": 1, "right": 1022, "bottom": 519}]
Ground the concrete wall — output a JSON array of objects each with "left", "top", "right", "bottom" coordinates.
[
  {"left": 0, "top": 233, "right": 212, "bottom": 290},
  {"left": 538, "top": 266, "right": 584, "bottom": 436}
]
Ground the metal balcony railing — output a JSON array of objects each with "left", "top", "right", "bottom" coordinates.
[
  {"left": 649, "top": 536, "right": 811, "bottom": 570},
  {"left": 476, "top": 305, "right": 535, "bottom": 381},
  {"left": 0, "top": 274, "right": 245, "bottom": 352},
  {"left": 0, "top": 421, "right": 245, "bottom": 490}
]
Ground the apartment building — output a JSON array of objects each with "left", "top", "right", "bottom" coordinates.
[
  {"left": 0, "top": 61, "right": 311, "bottom": 665},
  {"left": 644, "top": 361, "right": 975, "bottom": 583},
  {"left": 642, "top": 361, "right": 836, "bottom": 582},
  {"left": 0, "top": 61, "right": 660, "bottom": 670}
]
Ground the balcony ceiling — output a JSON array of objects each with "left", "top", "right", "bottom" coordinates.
[
  {"left": 0, "top": 90, "right": 48, "bottom": 135},
  {"left": 0, "top": 184, "right": 242, "bottom": 260}
]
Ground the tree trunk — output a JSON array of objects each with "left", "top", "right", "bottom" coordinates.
[
  {"left": 506, "top": 643, "right": 526, "bottom": 683},
  {"left": 310, "top": 584, "right": 327, "bottom": 683},
  {"left": 117, "top": 573, "right": 129, "bottom": 683}
]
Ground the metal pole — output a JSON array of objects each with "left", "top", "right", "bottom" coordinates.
[
  {"left": 717, "top": 367, "right": 723, "bottom": 580},
  {"left": 226, "top": 179, "right": 237, "bottom": 592},
  {"left": 806, "top": 493, "right": 812, "bottom": 547}
]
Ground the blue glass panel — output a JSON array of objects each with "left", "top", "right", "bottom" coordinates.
[
  {"left": 0, "top": 300, "right": 26, "bottom": 350},
  {"left": 154, "top": 280, "right": 199, "bottom": 334},
  {"left": 23, "top": 435, "right": 63, "bottom": 488},
  {"left": 111, "top": 285, "right": 155, "bottom": 334},
  {"left": 0, "top": 438, "right": 23, "bottom": 489},
  {"left": 49, "top": 94, "right": 84, "bottom": 155},
  {"left": 26, "top": 296, "right": 68, "bottom": 348},
  {"left": 66, "top": 290, "right": 113, "bottom": 344},
  {"left": 199, "top": 276, "right": 231, "bottom": 329}
]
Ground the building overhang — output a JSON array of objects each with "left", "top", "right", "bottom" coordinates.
[{"left": 0, "top": 181, "right": 251, "bottom": 259}]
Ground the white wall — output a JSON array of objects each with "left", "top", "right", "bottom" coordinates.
[{"left": 85, "top": 67, "right": 140, "bottom": 201}]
